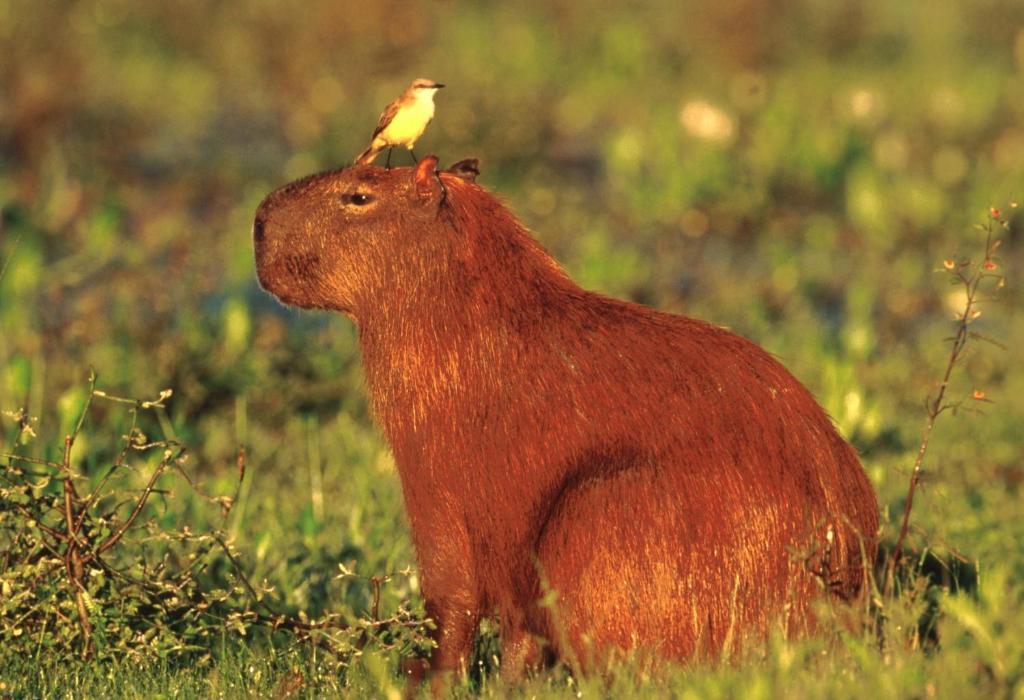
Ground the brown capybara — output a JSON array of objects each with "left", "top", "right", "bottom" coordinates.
[{"left": 253, "top": 156, "right": 878, "bottom": 683}]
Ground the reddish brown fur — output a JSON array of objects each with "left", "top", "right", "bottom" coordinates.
[{"left": 253, "top": 157, "right": 878, "bottom": 680}]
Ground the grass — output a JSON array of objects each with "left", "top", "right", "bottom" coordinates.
[{"left": 2, "top": 0, "right": 1024, "bottom": 696}]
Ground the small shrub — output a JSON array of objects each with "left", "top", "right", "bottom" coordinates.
[{"left": 0, "top": 373, "right": 431, "bottom": 673}]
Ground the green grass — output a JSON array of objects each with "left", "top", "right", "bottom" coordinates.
[
  {"left": 2, "top": 0, "right": 1024, "bottom": 696},
  {"left": 3, "top": 600, "right": 1019, "bottom": 699}
]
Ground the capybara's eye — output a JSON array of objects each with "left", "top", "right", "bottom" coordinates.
[{"left": 342, "top": 192, "right": 374, "bottom": 207}]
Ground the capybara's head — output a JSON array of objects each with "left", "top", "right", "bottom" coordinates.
[{"left": 253, "top": 156, "right": 453, "bottom": 316}]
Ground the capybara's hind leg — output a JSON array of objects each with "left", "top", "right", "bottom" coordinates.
[{"left": 536, "top": 466, "right": 701, "bottom": 668}]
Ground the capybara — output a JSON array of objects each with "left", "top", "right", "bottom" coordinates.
[{"left": 253, "top": 156, "right": 878, "bottom": 682}]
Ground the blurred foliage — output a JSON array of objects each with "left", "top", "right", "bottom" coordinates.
[{"left": 1, "top": 0, "right": 1023, "bottom": 696}]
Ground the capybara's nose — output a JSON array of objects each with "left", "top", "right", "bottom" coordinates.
[{"left": 253, "top": 215, "right": 266, "bottom": 243}]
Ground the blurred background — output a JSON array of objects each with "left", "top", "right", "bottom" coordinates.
[{"left": 1, "top": 0, "right": 1022, "bottom": 617}]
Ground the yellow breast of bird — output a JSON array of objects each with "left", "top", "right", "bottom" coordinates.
[{"left": 379, "top": 99, "right": 436, "bottom": 148}]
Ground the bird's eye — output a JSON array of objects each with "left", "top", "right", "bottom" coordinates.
[{"left": 342, "top": 192, "right": 374, "bottom": 206}]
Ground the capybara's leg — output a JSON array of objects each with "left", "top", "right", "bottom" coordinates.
[
  {"left": 400, "top": 657, "right": 429, "bottom": 699},
  {"left": 425, "top": 596, "right": 479, "bottom": 696},
  {"left": 500, "top": 626, "right": 545, "bottom": 683},
  {"left": 536, "top": 466, "right": 708, "bottom": 668},
  {"left": 404, "top": 512, "right": 480, "bottom": 696},
  {"left": 537, "top": 465, "right": 808, "bottom": 666}
]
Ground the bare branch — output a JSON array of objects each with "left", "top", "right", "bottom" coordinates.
[
  {"left": 95, "top": 457, "right": 174, "bottom": 556},
  {"left": 885, "top": 212, "right": 1006, "bottom": 594}
]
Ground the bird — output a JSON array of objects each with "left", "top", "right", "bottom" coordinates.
[{"left": 355, "top": 78, "right": 445, "bottom": 167}]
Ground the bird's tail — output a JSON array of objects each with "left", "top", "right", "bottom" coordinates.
[{"left": 355, "top": 142, "right": 382, "bottom": 165}]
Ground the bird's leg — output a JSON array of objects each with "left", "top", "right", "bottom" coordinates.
[
  {"left": 385, "top": 148, "right": 393, "bottom": 169},
  {"left": 410, "top": 148, "right": 419, "bottom": 164}
]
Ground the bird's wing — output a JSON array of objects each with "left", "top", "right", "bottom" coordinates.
[{"left": 371, "top": 99, "right": 401, "bottom": 138}]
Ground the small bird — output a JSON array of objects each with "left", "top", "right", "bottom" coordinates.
[{"left": 355, "top": 78, "right": 445, "bottom": 167}]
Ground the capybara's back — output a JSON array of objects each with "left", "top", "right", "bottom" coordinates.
[{"left": 253, "top": 156, "right": 878, "bottom": 680}]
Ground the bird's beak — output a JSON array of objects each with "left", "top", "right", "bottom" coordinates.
[{"left": 434, "top": 83, "right": 446, "bottom": 89}]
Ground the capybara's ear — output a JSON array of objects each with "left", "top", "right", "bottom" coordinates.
[
  {"left": 445, "top": 158, "right": 481, "bottom": 182},
  {"left": 413, "top": 155, "right": 443, "bottom": 202}
]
